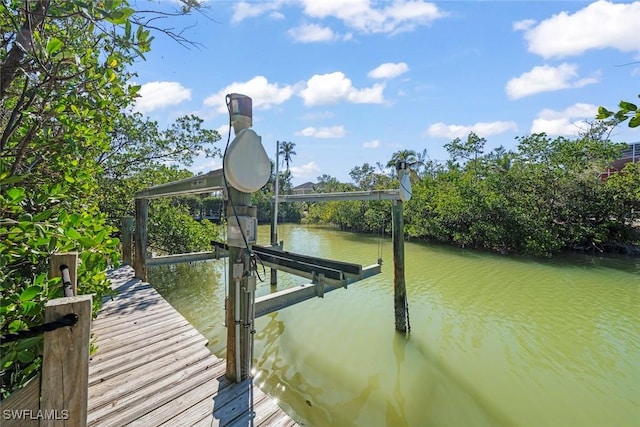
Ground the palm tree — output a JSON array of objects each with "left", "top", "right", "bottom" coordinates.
[
  {"left": 386, "top": 149, "right": 418, "bottom": 177},
  {"left": 278, "top": 141, "right": 296, "bottom": 172},
  {"left": 386, "top": 149, "right": 417, "bottom": 168}
]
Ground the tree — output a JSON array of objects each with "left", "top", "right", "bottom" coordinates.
[
  {"left": 349, "top": 163, "right": 378, "bottom": 190},
  {"left": 386, "top": 149, "right": 417, "bottom": 169},
  {"left": 0, "top": 0, "right": 209, "bottom": 397},
  {"left": 96, "top": 113, "right": 220, "bottom": 227},
  {"left": 278, "top": 141, "right": 296, "bottom": 172},
  {"left": 445, "top": 132, "right": 486, "bottom": 178}
]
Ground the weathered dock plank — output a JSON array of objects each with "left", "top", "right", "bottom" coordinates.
[
  {"left": 89, "top": 332, "right": 206, "bottom": 386},
  {"left": 87, "top": 266, "right": 298, "bottom": 427},
  {"left": 126, "top": 375, "right": 232, "bottom": 426}
]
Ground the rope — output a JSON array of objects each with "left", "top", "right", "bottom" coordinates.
[
  {"left": 377, "top": 219, "right": 384, "bottom": 264},
  {"left": 1, "top": 314, "right": 79, "bottom": 344},
  {"left": 405, "top": 293, "right": 411, "bottom": 332}
]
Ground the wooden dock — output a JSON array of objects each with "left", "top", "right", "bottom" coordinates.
[{"left": 87, "top": 266, "right": 297, "bottom": 427}]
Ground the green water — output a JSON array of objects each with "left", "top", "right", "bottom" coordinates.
[{"left": 148, "top": 224, "right": 640, "bottom": 427}]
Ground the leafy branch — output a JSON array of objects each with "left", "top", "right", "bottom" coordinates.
[{"left": 597, "top": 94, "right": 640, "bottom": 128}]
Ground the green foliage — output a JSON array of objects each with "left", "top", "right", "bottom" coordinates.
[
  {"left": 308, "top": 132, "right": 638, "bottom": 257},
  {"left": 306, "top": 168, "right": 391, "bottom": 233},
  {"left": 148, "top": 201, "right": 221, "bottom": 254},
  {"left": 98, "top": 164, "right": 191, "bottom": 227},
  {"left": 597, "top": 95, "right": 640, "bottom": 127},
  {"left": 98, "top": 164, "right": 224, "bottom": 255},
  {"left": 0, "top": 0, "right": 209, "bottom": 397},
  {"left": 0, "top": 178, "right": 119, "bottom": 397},
  {"left": 253, "top": 166, "right": 302, "bottom": 223}
]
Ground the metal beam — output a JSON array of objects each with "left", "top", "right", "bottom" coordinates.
[
  {"left": 211, "top": 241, "right": 365, "bottom": 284},
  {"left": 276, "top": 189, "right": 401, "bottom": 203},
  {"left": 146, "top": 251, "right": 218, "bottom": 267},
  {"left": 254, "top": 245, "right": 361, "bottom": 276},
  {"left": 135, "top": 169, "right": 224, "bottom": 199},
  {"left": 254, "top": 264, "right": 381, "bottom": 317}
]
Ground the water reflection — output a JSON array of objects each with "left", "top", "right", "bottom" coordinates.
[{"left": 387, "top": 334, "right": 408, "bottom": 427}]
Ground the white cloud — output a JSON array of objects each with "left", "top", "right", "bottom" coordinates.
[
  {"left": 300, "top": 0, "right": 445, "bottom": 34},
  {"left": 203, "top": 76, "right": 296, "bottom": 114},
  {"left": 426, "top": 121, "right": 518, "bottom": 139},
  {"left": 288, "top": 23, "right": 336, "bottom": 42},
  {"left": 134, "top": 81, "right": 191, "bottom": 113},
  {"left": 296, "top": 126, "right": 345, "bottom": 138},
  {"left": 270, "top": 11, "right": 285, "bottom": 20},
  {"left": 192, "top": 158, "right": 222, "bottom": 173},
  {"left": 217, "top": 124, "right": 231, "bottom": 138},
  {"left": 363, "top": 139, "right": 381, "bottom": 148},
  {"left": 231, "top": 1, "right": 286, "bottom": 23},
  {"left": 368, "top": 62, "right": 409, "bottom": 79},
  {"left": 232, "top": 0, "right": 445, "bottom": 34},
  {"left": 512, "top": 19, "right": 535, "bottom": 32},
  {"left": 516, "top": 0, "right": 640, "bottom": 58},
  {"left": 300, "top": 111, "right": 335, "bottom": 121},
  {"left": 300, "top": 72, "right": 385, "bottom": 106},
  {"left": 290, "top": 161, "right": 321, "bottom": 179},
  {"left": 505, "top": 63, "right": 598, "bottom": 99},
  {"left": 530, "top": 103, "right": 598, "bottom": 135}
]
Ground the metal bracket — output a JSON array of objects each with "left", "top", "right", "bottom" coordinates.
[
  {"left": 245, "top": 275, "right": 257, "bottom": 293},
  {"left": 232, "top": 262, "right": 244, "bottom": 280},
  {"left": 314, "top": 272, "right": 325, "bottom": 298}
]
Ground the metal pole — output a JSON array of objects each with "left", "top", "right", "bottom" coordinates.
[
  {"left": 271, "top": 141, "right": 280, "bottom": 286},
  {"left": 225, "top": 190, "right": 252, "bottom": 382}
]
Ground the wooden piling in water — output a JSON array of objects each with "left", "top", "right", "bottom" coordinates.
[
  {"left": 134, "top": 198, "right": 148, "bottom": 281},
  {"left": 392, "top": 200, "right": 408, "bottom": 333}
]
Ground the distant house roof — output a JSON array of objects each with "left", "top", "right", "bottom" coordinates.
[{"left": 292, "top": 182, "right": 316, "bottom": 193}]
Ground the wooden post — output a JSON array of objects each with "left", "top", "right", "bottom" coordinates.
[
  {"left": 392, "top": 200, "right": 407, "bottom": 333},
  {"left": 40, "top": 295, "right": 92, "bottom": 427},
  {"left": 134, "top": 198, "right": 148, "bottom": 281},
  {"left": 49, "top": 252, "right": 78, "bottom": 297},
  {"left": 225, "top": 189, "right": 254, "bottom": 382},
  {"left": 120, "top": 216, "right": 134, "bottom": 266}
]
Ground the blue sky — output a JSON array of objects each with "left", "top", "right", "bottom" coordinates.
[{"left": 130, "top": 0, "right": 640, "bottom": 185}]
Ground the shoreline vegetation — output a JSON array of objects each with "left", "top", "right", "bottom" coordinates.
[{"left": 253, "top": 131, "right": 640, "bottom": 258}]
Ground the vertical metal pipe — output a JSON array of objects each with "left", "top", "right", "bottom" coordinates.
[
  {"left": 234, "top": 277, "right": 241, "bottom": 383},
  {"left": 271, "top": 141, "right": 280, "bottom": 286}
]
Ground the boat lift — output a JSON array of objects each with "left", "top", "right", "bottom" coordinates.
[{"left": 132, "top": 93, "right": 411, "bottom": 383}]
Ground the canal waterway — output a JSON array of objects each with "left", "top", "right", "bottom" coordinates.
[{"left": 148, "top": 224, "right": 639, "bottom": 427}]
